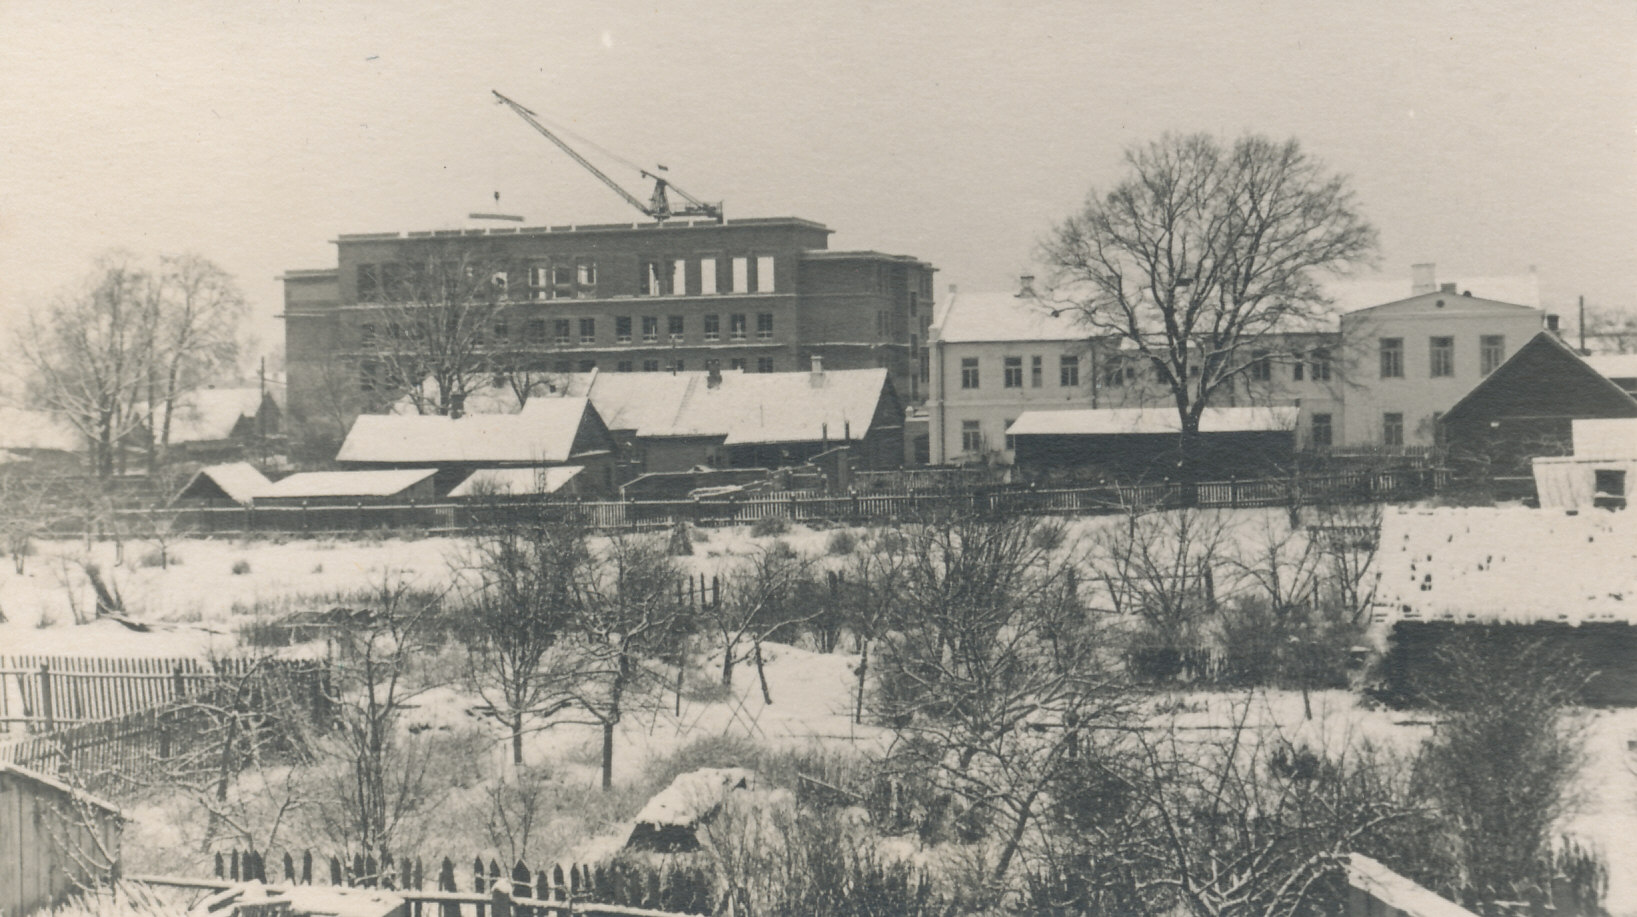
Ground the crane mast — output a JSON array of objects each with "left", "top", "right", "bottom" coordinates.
[{"left": 492, "top": 90, "right": 723, "bottom": 223}]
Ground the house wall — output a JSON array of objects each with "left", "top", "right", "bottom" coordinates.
[
  {"left": 0, "top": 769, "right": 121, "bottom": 917},
  {"left": 1532, "top": 457, "right": 1637, "bottom": 509},
  {"left": 926, "top": 291, "right": 1542, "bottom": 467},
  {"left": 1012, "top": 430, "right": 1294, "bottom": 479},
  {"left": 1339, "top": 297, "right": 1543, "bottom": 447}
]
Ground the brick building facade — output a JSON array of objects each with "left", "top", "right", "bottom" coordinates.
[{"left": 281, "top": 217, "right": 933, "bottom": 440}]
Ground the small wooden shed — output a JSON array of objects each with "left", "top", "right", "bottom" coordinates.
[{"left": 0, "top": 761, "right": 123, "bottom": 916}]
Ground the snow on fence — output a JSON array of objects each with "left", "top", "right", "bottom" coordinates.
[
  {"left": 146, "top": 847, "right": 716, "bottom": 917},
  {"left": 0, "top": 657, "right": 332, "bottom": 791},
  {"left": 46, "top": 469, "right": 1447, "bottom": 538}
]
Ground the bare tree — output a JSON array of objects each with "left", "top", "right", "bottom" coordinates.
[
  {"left": 362, "top": 241, "right": 513, "bottom": 416},
  {"left": 836, "top": 529, "right": 912, "bottom": 724},
  {"left": 313, "top": 578, "right": 448, "bottom": 862},
  {"left": 141, "top": 254, "right": 248, "bottom": 469},
  {"left": 15, "top": 253, "right": 154, "bottom": 478},
  {"left": 1035, "top": 704, "right": 1428, "bottom": 917},
  {"left": 1415, "top": 635, "right": 1597, "bottom": 912},
  {"left": 1039, "top": 133, "right": 1377, "bottom": 479},
  {"left": 709, "top": 542, "right": 821, "bottom": 704},
  {"left": 876, "top": 508, "right": 1121, "bottom": 884},
  {"left": 1579, "top": 303, "right": 1637, "bottom": 354},
  {"left": 566, "top": 531, "right": 685, "bottom": 790},
  {"left": 1084, "top": 504, "right": 1233, "bottom": 679},
  {"left": 463, "top": 516, "right": 587, "bottom": 765}
]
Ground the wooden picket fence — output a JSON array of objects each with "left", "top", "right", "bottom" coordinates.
[
  {"left": 51, "top": 467, "right": 1448, "bottom": 538},
  {"left": 0, "top": 656, "right": 332, "bottom": 792},
  {"left": 198, "top": 847, "right": 714, "bottom": 917},
  {"left": 0, "top": 655, "right": 327, "bottom": 732}
]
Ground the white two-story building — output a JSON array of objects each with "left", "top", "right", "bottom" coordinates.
[{"left": 927, "top": 265, "right": 1548, "bottom": 466}]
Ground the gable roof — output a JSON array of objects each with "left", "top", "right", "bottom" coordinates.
[
  {"left": 1342, "top": 289, "right": 1542, "bottom": 320},
  {"left": 167, "top": 388, "right": 268, "bottom": 443},
  {"left": 933, "top": 291, "right": 1088, "bottom": 344},
  {"left": 338, "top": 397, "right": 600, "bottom": 464},
  {"left": 1326, "top": 273, "right": 1541, "bottom": 313},
  {"left": 259, "top": 468, "right": 437, "bottom": 499},
  {"left": 1442, "top": 331, "right": 1637, "bottom": 425},
  {"left": 1008, "top": 405, "right": 1299, "bottom": 437},
  {"left": 583, "top": 368, "right": 894, "bottom": 444},
  {"left": 179, "top": 462, "right": 274, "bottom": 504},
  {"left": 447, "top": 465, "right": 584, "bottom": 496}
]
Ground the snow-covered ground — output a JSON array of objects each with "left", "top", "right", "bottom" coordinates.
[{"left": 4, "top": 511, "right": 1635, "bottom": 912}]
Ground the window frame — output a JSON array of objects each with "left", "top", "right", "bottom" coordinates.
[
  {"left": 1380, "top": 338, "right": 1404, "bottom": 379},
  {"left": 960, "top": 357, "right": 980, "bottom": 390}
]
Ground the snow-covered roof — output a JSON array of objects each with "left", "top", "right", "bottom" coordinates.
[
  {"left": 933, "top": 290, "right": 1089, "bottom": 344},
  {"left": 258, "top": 468, "right": 436, "bottom": 499},
  {"left": 1571, "top": 418, "right": 1637, "bottom": 459},
  {"left": 585, "top": 368, "right": 892, "bottom": 444},
  {"left": 182, "top": 462, "right": 274, "bottom": 504},
  {"left": 167, "top": 388, "right": 266, "bottom": 443},
  {"left": 0, "top": 761, "right": 122, "bottom": 816},
  {"left": 1007, "top": 405, "right": 1299, "bottom": 437},
  {"left": 1586, "top": 353, "right": 1637, "bottom": 381},
  {"left": 1327, "top": 272, "right": 1541, "bottom": 313},
  {"left": 1345, "top": 855, "right": 1477, "bottom": 917},
  {"left": 447, "top": 465, "right": 584, "bottom": 497},
  {"left": 337, "top": 397, "right": 595, "bottom": 464},
  {"left": 633, "top": 767, "right": 754, "bottom": 828},
  {"left": 0, "top": 407, "right": 82, "bottom": 452},
  {"left": 380, "top": 368, "right": 892, "bottom": 446}
]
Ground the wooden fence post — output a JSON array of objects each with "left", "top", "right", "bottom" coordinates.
[
  {"left": 488, "top": 884, "right": 512, "bottom": 917},
  {"left": 38, "top": 663, "right": 53, "bottom": 732}
]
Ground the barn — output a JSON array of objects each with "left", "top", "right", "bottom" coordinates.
[
  {"left": 0, "top": 762, "right": 122, "bottom": 916},
  {"left": 1439, "top": 332, "right": 1637, "bottom": 482},
  {"left": 1007, "top": 406, "right": 1299, "bottom": 479}
]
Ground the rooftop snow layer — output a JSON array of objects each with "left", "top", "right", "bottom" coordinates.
[
  {"left": 338, "top": 398, "right": 593, "bottom": 464},
  {"left": 258, "top": 468, "right": 436, "bottom": 499},
  {"left": 1007, "top": 406, "right": 1300, "bottom": 437},
  {"left": 447, "top": 465, "right": 584, "bottom": 496}
]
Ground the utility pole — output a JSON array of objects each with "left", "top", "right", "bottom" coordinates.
[{"left": 1579, "top": 295, "right": 1587, "bottom": 354}]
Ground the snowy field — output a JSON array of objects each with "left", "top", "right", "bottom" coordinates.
[{"left": 2, "top": 510, "right": 1634, "bottom": 912}]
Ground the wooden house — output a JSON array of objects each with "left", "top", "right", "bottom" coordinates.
[{"left": 0, "top": 762, "right": 122, "bottom": 916}]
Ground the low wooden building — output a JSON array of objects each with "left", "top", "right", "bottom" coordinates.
[
  {"left": 1440, "top": 332, "right": 1637, "bottom": 480},
  {"left": 336, "top": 397, "right": 616, "bottom": 496},
  {"left": 1008, "top": 406, "right": 1299, "bottom": 479},
  {"left": 254, "top": 469, "right": 438, "bottom": 506},
  {"left": 0, "top": 762, "right": 122, "bottom": 916}
]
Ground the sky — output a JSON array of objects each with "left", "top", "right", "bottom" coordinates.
[{"left": 2, "top": 0, "right": 1634, "bottom": 363}]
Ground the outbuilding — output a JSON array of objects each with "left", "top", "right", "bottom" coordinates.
[
  {"left": 1007, "top": 406, "right": 1299, "bottom": 479},
  {"left": 1439, "top": 332, "right": 1637, "bottom": 481},
  {"left": 0, "top": 761, "right": 123, "bottom": 916}
]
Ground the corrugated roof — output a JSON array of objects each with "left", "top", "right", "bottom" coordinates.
[
  {"left": 1007, "top": 405, "right": 1299, "bottom": 437},
  {"left": 259, "top": 468, "right": 436, "bottom": 499},
  {"left": 183, "top": 462, "right": 273, "bottom": 504},
  {"left": 447, "top": 466, "right": 584, "bottom": 496},
  {"left": 338, "top": 397, "right": 594, "bottom": 464}
]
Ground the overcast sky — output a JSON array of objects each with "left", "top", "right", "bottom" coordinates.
[{"left": 2, "top": 0, "right": 1633, "bottom": 359}]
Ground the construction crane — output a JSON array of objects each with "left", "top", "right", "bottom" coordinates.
[{"left": 492, "top": 90, "right": 723, "bottom": 224}]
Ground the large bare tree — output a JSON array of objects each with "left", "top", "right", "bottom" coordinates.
[
  {"left": 363, "top": 241, "right": 513, "bottom": 416},
  {"left": 15, "top": 251, "right": 247, "bottom": 477},
  {"left": 1039, "top": 133, "right": 1377, "bottom": 477}
]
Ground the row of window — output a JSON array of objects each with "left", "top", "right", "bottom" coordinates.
[
  {"left": 640, "top": 255, "right": 776, "bottom": 297},
  {"left": 1380, "top": 335, "right": 1505, "bottom": 380},
  {"left": 355, "top": 254, "right": 781, "bottom": 302},
  {"left": 359, "top": 357, "right": 779, "bottom": 390},
  {"left": 359, "top": 313, "right": 776, "bottom": 348},
  {"left": 960, "top": 355, "right": 1082, "bottom": 390},
  {"left": 953, "top": 410, "right": 1427, "bottom": 456}
]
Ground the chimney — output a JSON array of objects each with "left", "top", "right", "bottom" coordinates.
[
  {"left": 809, "top": 354, "right": 824, "bottom": 387},
  {"left": 706, "top": 360, "right": 722, "bottom": 389},
  {"left": 1546, "top": 314, "right": 1560, "bottom": 333},
  {"left": 1017, "top": 274, "right": 1036, "bottom": 297},
  {"left": 1411, "top": 263, "right": 1437, "bottom": 296}
]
